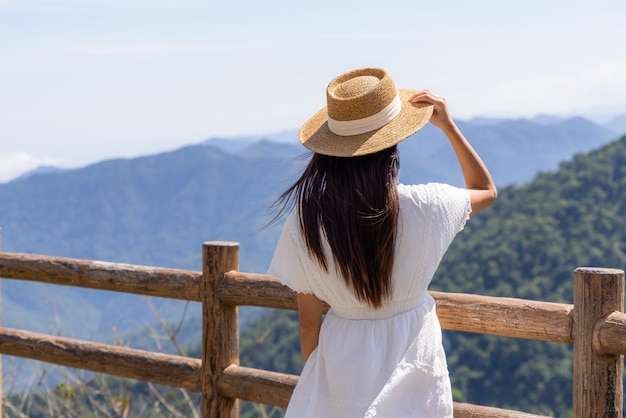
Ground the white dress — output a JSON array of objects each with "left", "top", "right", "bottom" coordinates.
[{"left": 267, "top": 183, "right": 471, "bottom": 418}]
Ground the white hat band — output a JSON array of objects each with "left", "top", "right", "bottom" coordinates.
[{"left": 327, "top": 94, "right": 402, "bottom": 137}]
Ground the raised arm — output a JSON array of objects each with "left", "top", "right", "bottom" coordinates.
[{"left": 410, "top": 90, "right": 497, "bottom": 216}]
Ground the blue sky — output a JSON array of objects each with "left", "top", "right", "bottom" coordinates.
[{"left": 1, "top": 0, "right": 625, "bottom": 181}]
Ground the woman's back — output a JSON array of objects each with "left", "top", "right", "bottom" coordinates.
[
  {"left": 270, "top": 182, "right": 470, "bottom": 311},
  {"left": 269, "top": 182, "right": 471, "bottom": 417}
]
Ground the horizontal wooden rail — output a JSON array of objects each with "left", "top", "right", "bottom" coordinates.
[
  {"left": 221, "top": 272, "right": 574, "bottom": 344},
  {"left": 0, "top": 327, "right": 202, "bottom": 392},
  {"left": 2, "top": 249, "right": 623, "bottom": 416},
  {"left": 594, "top": 311, "right": 626, "bottom": 355},
  {"left": 218, "top": 364, "right": 297, "bottom": 408},
  {"left": 217, "top": 364, "right": 549, "bottom": 418},
  {"left": 220, "top": 272, "right": 309, "bottom": 311},
  {"left": 452, "top": 403, "right": 551, "bottom": 418},
  {"left": 432, "top": 291, "right": 573, "bottom": 344},
  {"left": 0, "top": 252, "right": 202, "bottom": 301}
]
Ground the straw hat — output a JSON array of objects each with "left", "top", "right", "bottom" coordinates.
[{"left": 299, "top": 68, "right": 433, "bottom": 157}]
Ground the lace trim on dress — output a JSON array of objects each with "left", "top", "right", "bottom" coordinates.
[{"left": 282, "top": 283, "right": 316, "bottom": 295}]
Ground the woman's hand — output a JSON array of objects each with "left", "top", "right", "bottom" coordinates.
[
  {"left": 409, "top": 90, "right": 453, "bottom": 130},
  {"left": 410, "top": 90, "right": 497, "bottom": 216}
]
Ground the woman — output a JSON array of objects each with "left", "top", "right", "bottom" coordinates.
[{"left": 268, "top": 68, "right": 496, "bottom": 417}]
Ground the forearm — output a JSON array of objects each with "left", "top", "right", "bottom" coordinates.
[
  {"left": 440, "top": 120, "right": 495, "bottom": 193},
  {"left": 297, "top": 293, "right": 323, "bottom": 363},
  {"left": 409, "top": 90, "right": 497, "bottom": 215},
  {"left": 299, "top": 322, "right": 321, "bottom": 363}
]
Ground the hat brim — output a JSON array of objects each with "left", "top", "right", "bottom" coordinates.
[{"left": 299, "top": 89, "right": 433, "bottom": 157}]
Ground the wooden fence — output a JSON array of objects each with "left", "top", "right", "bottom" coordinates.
[{"left": 0, "top": 239, "right": 624, "bottom": 417}]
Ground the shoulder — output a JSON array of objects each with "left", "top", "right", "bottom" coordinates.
[
  {"left": 397, "top": 183, "right": 428, "bottom": 205},
  {"left": 398, "top": 182, "right": 467, "bottom": 205},
  {"left": 284, "top": 208, "right": 303, "bottom": 242},
  {"left": 285, "top": 207, "right": 299, "bottom": 227}
]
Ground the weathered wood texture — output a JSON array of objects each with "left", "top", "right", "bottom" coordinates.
[
  {"left": 432, "top": 291, "right": 573, "bottom": 344},
  {"left": 0, "top": 252, "right": 202, "bottom": 301},
  {"left": 2, "top": 246, "right": 626, "bottom": 417},
  {"left": 221, "top": 271, "right": 329, "bottom": 312},
  {"left": 0, "top": 327, "right": 202, "bottom": 391},
  {"left": 453, "top": 402, "right": 551, "bottom": 418},
  {"left": 221, "top": 271, "right": 573, "bottom": 343},
  {"left": 216, "top": 365, "right": 549, "bottom": 417},
  {"left": 217, "top": 364, "right": 297, "bottom": 408},
  {"left": 573, "top": 267, "right": 624, "bottom": 418},
  {"left": 202, "top": 242, "right": 240, "bottom": 418},
  {"left": 594, "top": 311, "right": 626, "bottom": 355}
]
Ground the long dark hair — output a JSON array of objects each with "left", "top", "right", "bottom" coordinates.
[{"left": 272, "top": 145, "right": 400, "bottom": 307}]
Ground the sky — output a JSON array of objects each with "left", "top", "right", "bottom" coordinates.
[{"left": 1, "top": 0, "right": 625, "bottom": 182}]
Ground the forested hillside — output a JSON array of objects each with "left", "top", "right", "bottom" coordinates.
[
  {"left": 238, "top": 135, "right": 626, "bottom": 417},
  {"left": 432, "top": 135, "right": 626, "bottom": 415},
  {"left": 0, "top": 141, "right": 303, "bottom": 340},
  {"left": 0, "top": 118, "right": 623, "bottom": 415},
  {"left": 1, "top": 116, "right": 615, "bottom": 341}
]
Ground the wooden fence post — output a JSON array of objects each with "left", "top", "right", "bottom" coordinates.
[
  {"left": 201, "top": 241, "right": 240, "bottom": 418},
  {"left": 573, "top": 267, "right": 624, "bottom": 417}
]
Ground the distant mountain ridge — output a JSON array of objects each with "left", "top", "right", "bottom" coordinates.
[
  {"left": 205, "top": 115, "right": 619, "bottom": 187},
  {"left": 605, "top": 113, "right": 626, "bottom": 134},
  {"left": 11, "top": 114, "right": 622, "bottom": 186},
  {"left": 0, "top": 115, "right": 621, "bottom": 344}
]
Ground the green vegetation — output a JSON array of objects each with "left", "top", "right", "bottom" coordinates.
[
  {"left": 432, "top": 136, "right": 626, "bottom": 415},
  {"left": 239, "top": 309, "right": 300, "bottom": 418},
  {"left": 1, "top": 120, "right": 624, "bottom": 415},
  {"left": 238, "top": 135, "right": 626, "bottom": 416},
  {"left": 3, "top": 376, "right": 201, "bottom": 418},
  {"left": 0, "top": 117, "right": 616, "bottom": 341}
]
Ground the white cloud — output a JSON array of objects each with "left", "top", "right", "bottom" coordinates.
[
  {"left": 453, "top": 60, "right": 626, "bottom": 119},
  {"left": 0, "top": 152, "right": 62, "bottom": 183}
]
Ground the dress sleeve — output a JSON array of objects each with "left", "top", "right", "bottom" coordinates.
[
  {"left": 267, "top": 211, "right": 314, "bottom": 294},
  {"left": 426, "top": 183, "right": 472, "bottom": 257}
]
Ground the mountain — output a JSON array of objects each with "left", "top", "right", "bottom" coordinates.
[
  {"left": 0, "top": 115, "right": 621, "bottom": 403},
  {"left": 0, "top": 116, "right": 617, "bottom": 340},
  {"left": 430, "top": 135, "right": 626, "bottom": 415},
  {"left": 208, "top": 116, "right": 617, "bottom": 187},
  {"left": 202, "top": 130, "right": 300, "bottom": 153},
  {"left": 605, "top": 114, "right": 626, "bottom": 136},
  {"left": 0, "top": 142, "right": 302, "bottom": 342},
  {"left": 405, "top": 116, "right": 616, "bottom": 187},
  {"left": 12, "top": 166, "right": 67, "bottom": 182}
]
